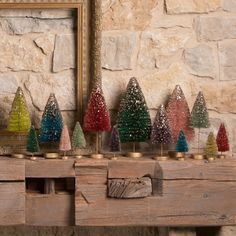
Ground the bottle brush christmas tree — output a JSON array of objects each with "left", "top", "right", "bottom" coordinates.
[
  {"left": 175, "top": 130, "right": 188, "bottom": 158},
  {"left": 109, "top": 125, "right": 121, "bottom": 153},
  {"left": 151, "top": 104, "right": 172, "bottom": 159},
  {"left": 83, "top": 85, "right": 111, "bottom": 158},
  {"left": 59, "top": 124, "right": 71, "bottom": 157},
  {"left": 72, "top": 121, "right": 86, "bottom": 149},
  {"left": 117, "top": 77, "right": 151, "bottom": 157},
  {"left": 26, "top": 125, "right": 40, "bottom": 157},
  {"left": 39, "top": 93, "right": 63, "bottom": 144},
  {"left": 205, "top": 132, "right": 218, "bottom": 159},
  {"left": 166, "top": 85, "right": 194, "bottom": 142},
  {"left": 8, "top": 87, "right": 31, "bottom": 132},
  {"left": 190, "top": 91, "right": 210, "bottom": 158},
  {"left": 216, "top": 123, "right": 229, "bottom": 158}
]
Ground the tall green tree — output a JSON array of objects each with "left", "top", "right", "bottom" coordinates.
[
  {"left": 117, "top": 77, "right": 151, "bottom": 145},
  {"left": 8, "top": 87, "right": 31, "bottom": 132}
]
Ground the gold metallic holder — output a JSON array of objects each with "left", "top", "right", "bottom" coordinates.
[
  {"left": 91, "top": 153, "right": 104, "bottom": 159},
  {"left": 153, "top": 155, "right": 168, "bottom": 161},
  {"left": 30, "top": 156, "right": 37, "bottom": 161},
  {"left": 62, "top": 156, "right": 69, "bottom": 160},
  {"left": 127, "top": 152, "right": 142, "bottom": 158},
  {"left": 12, "top": 153, "right": 25, "bottom": 159},
  {"left": 75, "top": 155, "right": 83, "bottom": 159},
  {"left": 218, "top": 154, "right": 225, "bottom": 160},
  {"left": 193, "top": 153, "right": 204, "bottom": 160},
  {"left": 207, "top": 156, "right": 215, "bottom": 162},
  {"left": 176, "top": 152, "right": 185, "bottom": 161},
  {"left": 44, "top": 153, "right": 59, "bottom": 159}
]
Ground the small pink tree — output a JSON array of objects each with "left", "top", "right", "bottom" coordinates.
[{"left": 59, "top": 125, "right": 71, "bottom": 157}]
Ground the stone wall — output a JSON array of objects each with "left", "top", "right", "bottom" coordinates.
[
  {"left": 0, "top": 9, "right": 76, "bottom": 130},
  {"left": 102, "top": 0, "right": 236, "bottom": 156}
]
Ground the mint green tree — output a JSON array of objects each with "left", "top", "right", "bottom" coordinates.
[{"left": 72, "top": 121, "right": 86, "bottom": 149}]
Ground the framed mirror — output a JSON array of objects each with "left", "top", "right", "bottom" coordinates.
[{"left": 0, "top": 0, "right": 101, "bottom": 153}]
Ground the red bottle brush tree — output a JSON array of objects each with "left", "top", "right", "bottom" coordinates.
[
  {"left": 151, "top": 104, "right": 172, "bottom": 156},
  {"left": 216, "top": 123, "right": 229, "bottom": 154},
  {"left": 83, "top": 85, "right": 111, "bottom": 155},
  {"left": 166, "top": 85, "right": 194, "bottom": 142}
]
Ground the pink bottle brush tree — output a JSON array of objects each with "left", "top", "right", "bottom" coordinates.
[{"left": 59, "top": 125, "right": 71, "bottom": 157}]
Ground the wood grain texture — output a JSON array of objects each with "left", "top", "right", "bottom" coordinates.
[
  {"left": 108, "top": 177, "right": 152, "bottom": 198},
  {"left": 0, "top": 182, "right": 25, "bottom": 225},
  {"left": 0, "top": 158, "right": 24, "bottom": 181},
  {"left": 25, "top": 159, "right": 75, "bottom": 178},
  {"left": 26, "top": 194, "right": 74, "bottom": 226},
  {"left": 75, "top": 158, "right": 236, "bottom": 227}
]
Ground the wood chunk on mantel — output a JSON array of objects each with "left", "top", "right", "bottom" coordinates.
[{"left": 108, "top": 177, "right": 152, "bottom": 199}]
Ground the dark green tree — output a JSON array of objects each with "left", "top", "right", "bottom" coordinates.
[
  {"left": 176, "top": 130, "right": 188, "bottom": 153},
  {"left": 117, "top": 77, "right": 151, "bottom": 148},
  {"left": 39, "top": 93, "right": 63, "bottom": 143},
  {"left": 27, "top": 126, "right": 40, "bottom": 155}
]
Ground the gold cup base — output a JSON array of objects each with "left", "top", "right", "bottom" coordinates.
[
  {"left": 176, "top": 152, "right": 185, "bottom": 160},
  {"left": 193, "top": 154, "right": 204, "bottom": 160},
  {"left": 44, "top": 153, "right": 59, "bottom": 159},
  {"left": 153, "top": 155, "right": 168, "bottom": 161},
  {"left": 61, "top": 156, "right": 69, "bottom": 160},
  {"left": 12, "top": 153, "right": 25, "bottom": 159},
  {"left": 75, "top": 155, "right": 83, "bottom": 159},
  {"left": 218, "top": 154, "right": 225, "bottom": 160},
  {"left": 30, "top": 156, "right": 37, "bottom": 161},
  {"left": 207, "top": 156, "right": 215, "bottom": 161},
  {"left": 91, "top": 154, "right": 104, "bottom": 159},
  {"left": 127, "top": 152, "right": 142, "bottom": 158}
]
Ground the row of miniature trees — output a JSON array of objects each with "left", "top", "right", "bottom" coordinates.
[{"left": 6, "top": 82, "right": 229, "bottom": 159}]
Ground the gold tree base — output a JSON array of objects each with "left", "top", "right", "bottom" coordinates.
[
  {"left": 75, "top": 155, "right": 83, "bottom": 159},
  {"left": 193, "top": 153, "right": 204, "bottom": 160},
  {"left": 12, "top": 153, "right": 25, "bottom": 159},
  {"left": 61, "top": 156, "right": 69, "bottom": 160},
  {"left": 91, "top": 153, "right": 104, "bottom": 159},
  {"left": 44, "top": 153, "right": 59, "bottom": 159},
  {"left": 127, "top": 152, "right": 142, "bottom": 158},
  {"left": 176, "top": 152, "right": 185, "bottom": 161},
  {"left": 218, "top": 154, "right": 225, "bottom": 160},
  {"left": 207, "top": 156, "right": 215, "bottom": 161},
  {"left": 153, "top": 155, "right": 168, "bottom": 161},
  {"left": 30, "top": 156, "right": 37, "bottom": 161}
]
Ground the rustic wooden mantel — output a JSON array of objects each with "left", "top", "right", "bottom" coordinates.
[{"left": 0, "top": 156, "right": 235, "bottom": 227}]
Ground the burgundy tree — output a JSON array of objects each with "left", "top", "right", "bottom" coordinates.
[
  {"left": 166, "top": 85, "right": 194, "bottom": 142},
  {"left": 216, "top": 123, "right": 229, "bottom": 153}
]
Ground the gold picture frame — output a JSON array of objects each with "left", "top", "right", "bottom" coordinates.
[{"left": 0, "top": 0, "right": 102, "bottom": 119}]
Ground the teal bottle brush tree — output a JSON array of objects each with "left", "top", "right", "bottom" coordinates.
[
  {"left": 175, "top": 130, "right": 188, "bottom": 160},
  {"left": 190, "top": 91, "right": 210, "bottom": 160},
  {"left": 39, "top": 93, "right": 63, "bottom": 158},
  {"left": 83, "top": 84, "right": 111, "bottom": 159},
  {"left": 117, "top": 77, "right": 151, "bottom": 158}
]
